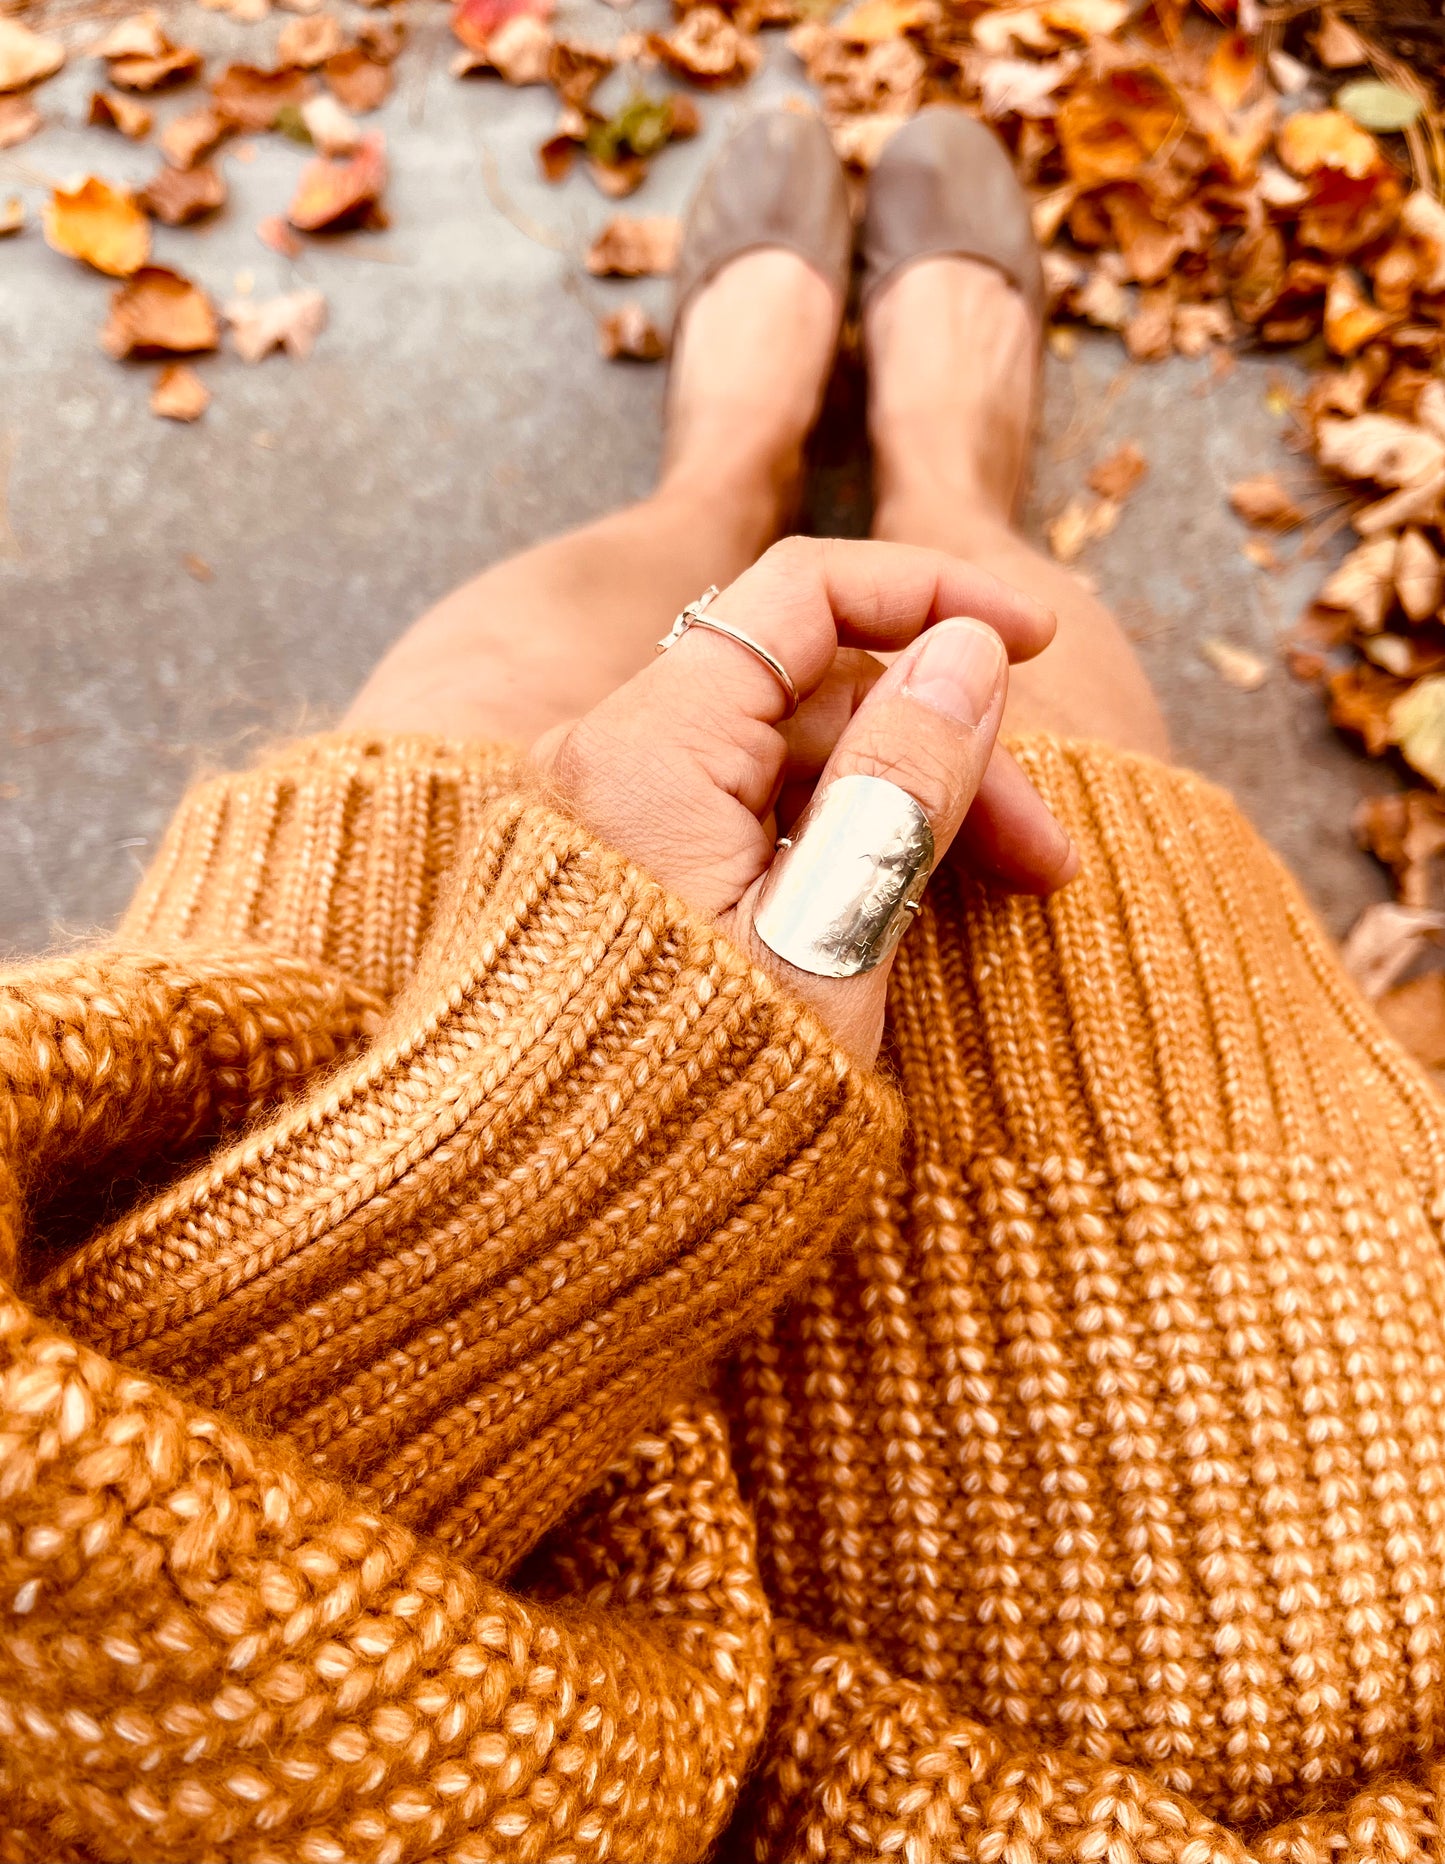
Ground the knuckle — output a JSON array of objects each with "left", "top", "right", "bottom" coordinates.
[
  {"left": 762, "top": 534, "right": 822, "bottom": 582},
  {"left": 832, "top": 734, "right": 959, "bottom": 828}
]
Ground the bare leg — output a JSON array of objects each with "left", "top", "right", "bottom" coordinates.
[
  {"left": 346, "top": 252, "right": 838, "bottom": 746},
  {"left": 866, "top": 258, "right": 1171, "bottom": 760}
]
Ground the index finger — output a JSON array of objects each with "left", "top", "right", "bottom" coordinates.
[{"left": 654, "top": 535, "right": 1057, "bottom": 729}]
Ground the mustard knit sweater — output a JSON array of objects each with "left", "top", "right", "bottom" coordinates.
[{"left": 4, "top": 731, "right": 1445, "bottom": 1864}]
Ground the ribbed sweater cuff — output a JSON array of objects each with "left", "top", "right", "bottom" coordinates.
[{"left": 45, "top": 755, "right": 901, "bottom": 1576}]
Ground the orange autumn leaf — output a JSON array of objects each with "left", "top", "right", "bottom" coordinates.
[
  {"left": 88, "top": 90, "right": 152, "bottom": 138},
  {"left": 211, "top": 63, "right": 313, "bottom": 131},
  {"left": 101, "top": 265, "right": 220, "bottom": 358},
  {"left": 322, "top": 47, "right": 392, "bottom": 114},
  {"left": 1277, "top": 108, "right": 1382, "bottom": 181},
  {"left": 0, "top": 95, "right": 41, "bottom": 149},
  {"left": 109, "top": 46, "right": 203, "bottom": 92},
  {"left": 650, "top": 8, "right": 761, "bottom": 85},
  {"left": 1056, "top": 66, "right": 1181, "bottom": 190},
  {"left": 287, "top": 131, "right": 387, "bottom": 232},
  {"left": 161, "top": 106, "right": 227, "bottom": 168},
  {"left": 151, "top": 362, "right": 210, "bottom": 421},
  {"left": 139, "top": 162, "right": 227, "bottom": 226},
  {"left": 1206, "top": 29, "right": 1258, "bottom": 110},
  {"left": 452, "top": 0, "right": 553, "bottom": 54},
  {"left": 0, "top": 17, "right": 65, "bottom": 93},
  {"left": 585, "top": 213, "right": 682, "bottom": 277},
  {"left": 276, "top": 14, "right": 345, "bottom": 69},
  {"left": 44, "top": 177, "right": 150, "bottom": 277},
  {"left": 1323, "top": 268, "right": 1395, "bottom": 356},
  {"left": 836, "top": 0, "right": 935, "bottom": 44}
]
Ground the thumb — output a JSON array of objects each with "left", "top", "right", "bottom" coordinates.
[{"left": 721, "top": 617, "right": 1008, "bottom": 1063}]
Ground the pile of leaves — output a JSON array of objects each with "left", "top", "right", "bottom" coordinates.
[{"left": 7, "top": 0, "right": 1445, "bottom": 1056}]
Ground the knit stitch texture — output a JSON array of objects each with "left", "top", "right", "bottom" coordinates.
[{"left": 4, "top": 731, "right": 1445, "bottom": 1864}]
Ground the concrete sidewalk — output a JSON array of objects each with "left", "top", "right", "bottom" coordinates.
[{"left": 0, "top": 1, "right": 1393, "bottom": 954}]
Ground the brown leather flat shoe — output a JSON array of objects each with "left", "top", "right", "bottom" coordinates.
[
  {"left": 859, "top": 107, "right": 1044, "bottom": 320},
  {"left": 672, "top": 108, "right": 853, "bottom": 334}
]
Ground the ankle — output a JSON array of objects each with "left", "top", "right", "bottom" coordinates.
[
  {"left": 654, "top": 443, "right": 792, "bottom": 560},
  {"left": 871, "top": 480, "right": 1017, "bottom": 557},
  {"left": 870, "top": 423, "right": 1019, "bottom": 535}
]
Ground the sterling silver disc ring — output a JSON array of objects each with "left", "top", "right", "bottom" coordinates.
[
  {"left": 754, "top": 773, "right": 935, "bottom": 979},
  {"left": 656, "top": 585, "right": 801, "bottom": 718}
]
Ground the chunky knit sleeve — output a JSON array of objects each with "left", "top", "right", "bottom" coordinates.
[{"left": 20, "top": 735, "right": 900, "bottom": 1577}]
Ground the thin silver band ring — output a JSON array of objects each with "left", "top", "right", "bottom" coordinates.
[{"left": 656, "top": 586, "right": 801, "bottom": 718}]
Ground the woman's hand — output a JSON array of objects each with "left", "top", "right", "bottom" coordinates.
[{"left": 532, "top": 537, "right": 1077, "bottom": 1065}]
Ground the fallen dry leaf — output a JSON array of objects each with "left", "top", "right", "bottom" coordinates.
[
  {"left": 151, "top": 361, "right": 210, "bottom": 421},
  {"left": 979, "top": 54, "right": 1076, "bottom": 121},
  {"left": 278, "top": 13, "right": 344, "bottom": 67},
  {"left": 1086, "top": 441, "right": 1147, "bottom": 503},
  {"left": 1124, "top": 286, "right": 1176, "bottom": 363},
  {"left": 1330, "top": 662, "right": 1409, "bottom": 755},
  {"left": 451, "top": 0, "right": 553, "bottom": 53},
  {"left": 256, "top": 213, "right": 303, "bottom": 255},
  {"left": 838, "top": 0, "right": 935, "bottom": 43},
  {"left": 1206, "top": 29, "right": 1258, "bottom": 111},
  {"left": 109, "top": 44, "right": 205, "bottom": 92},
  {"left": 101, "top": 265, "right": 220, "bottom": 357},
  {"left": 972, "top": 6, "right": 1055, "bottom": 56},
  {"left": 1339, "top": 900, "right": 1445, "bottom": 998},
  {"left": 547, "top": 39, "right": 616, "bottom": 110},
  {"left": 45, "top": 177, "right": 150, "bottom": 277},
  {"left": 1229, "top": 473, "right": 1307, "bottom": 529},
  {"left": 324, "top": 47, "right": 391, "bottom": 112},
  {"left": 463, "top": 14, "right": 552, "bottom": 83},
  {"left": 0, "top": 197, "right": 23, "bottom": 237},
  {"left": 1319, "top": 534, "right": 1397, "bottom": 632},
  {"left": 354, "top": 17, "right": 404, "bottom": 62},
  {"left": 1323, "top": 269, "right": 1394, "bottom": 357},
  {"left": 1356, "top": 788, "right": 1445, "bottom": 905},
  {"left": 1392, "top": 675, "right": 1445, "bottom": 787},
  {"left": 1318, "top": 414, "right": 1445, "bottom": 488},
  {"left": 88, "top": 90, "right": 152, "bottom": 138},
  {"left": 1056, "top": 67, "right": 1180, "bottom": 191},
  {"left": 1042, "top": 0, "right": 1127, "bottom": 35},
  {"left": 651, "top": 7, "right": 760, "bottom": 84},
  {"left": 1395, "top": 529, "right": 1443, "bottom": 624},
  {"left": 581, "top": 93, "right": 695, "bottom": 197},
  {"left": 139, "top": 162, "right": 227, "bottom": 225},
  {"left": 598, "top": 303, "right": 664, "bottom": 361},
  {"left": 1377, "top": 970, "right": 1445, "bottom": 1071},
  {"left": 0, "top": 94, "right": 40, "bottom": 149},
  {"left": 585, "top": 213, "right": 681, "bottom": 277},
  {"left": 288, "top": 131, "right": 386, "bottom": 230},
  {"left": 300, "top": 91, "right": 361, "bottom": 153},
  {"left": 212, "top": 63, "right": 312, "bottom": 130},
  {"left": 1201, "top": 636, "right": 1269, "bottom": 691},
  {"left": 1401, "top": 190, "right": 1445, "bottom": 294},
  {"left": 90, "top": 12, "right": 168, "bottom": 60},
  {"left": 224, "top": 286, "right": 326, "bottom": 360},
  {"left": 0, "top": 18, "right": 65, "bottom": 93},
  {"left": 1277, "top": 108, "right": 1383, "bottom": 181},
  {"left": 1047, "top": 495, "right": 1119, "bottom": 564},
  {"left": 1314, "top": 10, "right": 1369, "bottom": 69},
  {"left": 162, "top": 106, "right": 228, "bottom": 168}
]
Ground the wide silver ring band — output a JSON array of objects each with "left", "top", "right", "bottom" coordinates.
[
  {"left": 754, "top": 773, "right": 934, "bottom": 978},
  {"left": 656, "top": 585, "right": 801, "bottom": 718}
]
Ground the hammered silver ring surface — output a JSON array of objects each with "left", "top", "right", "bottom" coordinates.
[{"left": 753, "top": 773, "right": 934, "bottom": 978}]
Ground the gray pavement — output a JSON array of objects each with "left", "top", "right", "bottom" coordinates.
[{"left": 0, "top": 1, "right": 1395, "bottom": 955}]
